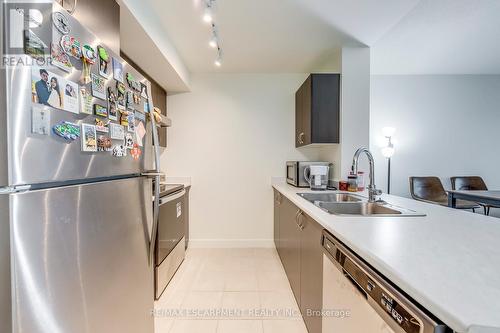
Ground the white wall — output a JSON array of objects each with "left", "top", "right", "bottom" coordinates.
[
  {"left": 161, "top": 74, "right": 322, "bottom": 247},
  {"left": 370, "top": 75, "right": 500, "bottom": 198},
  {"left": 318, "top": 47, "right": 371, "bottom": 180}
]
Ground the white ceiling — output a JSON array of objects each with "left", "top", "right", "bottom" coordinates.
[
  {"left": 138, "top": 0, "right": 500, "bottom": 75},
  {"left": 145, "top": 0, "right": 419, "bottom": 73},
  {"left": 371, "top": 0, "right": 500, "bottom": 74}
]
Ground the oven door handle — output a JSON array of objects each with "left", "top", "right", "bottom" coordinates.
[{"left": 159, "top": 189, "right": 186, "bottom": 205}]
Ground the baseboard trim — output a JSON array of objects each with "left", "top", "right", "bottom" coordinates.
[{"left": 188, "top": 239, "right": 275, "bottom": 248}]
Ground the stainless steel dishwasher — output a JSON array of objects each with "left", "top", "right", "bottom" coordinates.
[
  {"left": 322, "top": 230, "right": 450, "bottom": 333},
  {"left": 155, "top": 184, "right": 186, "bottom": 300}
]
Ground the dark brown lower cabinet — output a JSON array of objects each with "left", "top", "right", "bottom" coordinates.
[
  {"left": 279, "top": 196, "right": 302, "bottom": 303},
  {"left": 274, "top": 193, "right": 323, "bottom": 333},
  {"left": 299, "top": 213, "right": 324, "bottom": 333},
  {"left": 274, "top": 189, "right": 281, "bottom": 254}
]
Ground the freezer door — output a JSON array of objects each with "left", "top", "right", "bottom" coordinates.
[
  {"left": 10, "top": 177, "right": 154, "bottom": 333},
  {"left": 2, "top": 2, "right": 154, "bottom": 187}
]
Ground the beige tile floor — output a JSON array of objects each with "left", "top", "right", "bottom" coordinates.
[{"left": 154, "top": 248, "right": 308, "bottom": 333}]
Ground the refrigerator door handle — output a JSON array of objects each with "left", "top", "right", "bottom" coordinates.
[
  {"left": 148, "top": 104, "right": 162, "bottom": 266},
  {"left": 0, "top": 185, "right": 31, "bottom": 194},
  {"left": 142, "top": 172, "right": 165, "bottom": 178}
]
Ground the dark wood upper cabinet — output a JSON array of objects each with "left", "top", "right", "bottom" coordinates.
[{"left": 295, "top": 74, "right": 341, "bottom": 147}]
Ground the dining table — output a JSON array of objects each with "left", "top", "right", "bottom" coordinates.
[{"left": 448, "top": 190, "right": 500, "bottom": 213}]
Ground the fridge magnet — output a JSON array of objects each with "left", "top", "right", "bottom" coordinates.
[
  {"left": 95, "top": 118, "right": 109, "bottom": 133},
  {"left": 110, "top": 123, "right": 125, "bottom": 140},
  {"left": 126, "top": 91, "right": 134, "bottom": 109},
  {"left": 134, "top": 121, "right": 146, "bottom": 147},
  {"left": 31, "top": 67, "right": 79, "bottom": 114},
  {"left": 52, "top": 121, "right": 80, "bottom": 141},
  {"left": 133, "top": 92, "right": 141, "bottom": 104},
  {"left": 97, "top": 135, "right": 112, "bottom": 152},
  {"left": 80, "top": 44, "right": 97, "bottom": 84},
  {"left": 126, "top": 73, "right": 141, "bottom": 91},
  {"left": 24, "top": 30, "right": 47, "bottom": 60},
  {"left": 32, "top": 105, "right": 51, "bottom": 135},
  {"left": 81, "top": 123, "right": 97, "bottom": 152},
  {"left": 140, "top": 82, "right": 148, "bottom": 98},
  {"left": 97, "top": 46, "right": 111, "bottom": 78},
  {"left": 120, "top": 111, "right": 129, "bottom": 127},
  {"left": 134, "top": 110, "right": 146, "bottom": 122},
  {"left": 94, "top": 104, "right": 108, "bottom": 118},
  {"left": 125, "top": 132, "right": 134, "bottom": 149},
  {"left": 60, "top": 35, "right": 82, "bottom": 59},
  {"left": 50, "top": 42, "right": 73, "bottom": 72},
  {"left": 79, "top": 86, "right": 93, "bottom": 115},
  {"left": 108, "top": 102, "right": 118, "bottom": 121},
  {"left": 112, "top": 144, "right": 126, "bottom": 157},
  {"left": 107, "top": 87, "right": 117, "bottom": 102},
  {"left": 144, "top": 101, "right": 151, "bottom": 113},
  {"left": 116, "top": 82, "right": 126, "bottom": 95},
  {"left": 52, "top": 11, "right": 70, "bottom": 35},
  {"left": 130, "top": 144, "right": 142, "bottom": 161},
  {"left": 112, "top": 57, "right": 124, "bottom": 83},
  {"left": 91, "top": 73, "right": 106, "bottom": 100},
  {"left": 127, "top": 112, "right": 136, "bottom": 133}
]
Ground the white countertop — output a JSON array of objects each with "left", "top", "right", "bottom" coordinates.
[{"left": 272, "top": 180, "right": 500, "bottom": 333}]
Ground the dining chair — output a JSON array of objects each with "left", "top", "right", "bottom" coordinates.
[
  {"left": 409, "top": 176, "right": 479, "bottom": 212},
  {"left": 450, "top": 176, "right": 498, "bottom": 215}
]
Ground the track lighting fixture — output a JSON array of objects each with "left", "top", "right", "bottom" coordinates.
[
  {"left": 209, "top": 24, "right": 218, "bottom": 48},
  {"left": 202, "top": 0, "right": 214, "bottom": 23},
  {"left": 214, "top": 48, "right": 222, "bottom": 67},
  {"left": 201, "top": 0, "right": 223, "bottom": 67}
]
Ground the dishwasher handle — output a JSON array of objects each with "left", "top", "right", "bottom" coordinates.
[{"left": 342, "top": 267, "right": 368, "bottom": 299}]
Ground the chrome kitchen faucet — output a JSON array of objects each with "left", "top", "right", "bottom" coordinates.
[{"left": 351, "top": 148, "right": 382, "bottom": 202}]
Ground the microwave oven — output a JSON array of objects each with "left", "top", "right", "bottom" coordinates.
[{"left": 286, "top": 161, "right": 332, "bottom": 187}]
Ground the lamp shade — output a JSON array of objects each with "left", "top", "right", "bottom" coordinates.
[
  {"left": 382, "top": 126, "right": 396, "bottom": 138},
  {"left": 381, "top": 145, "right": 395, "bottom": 158}
]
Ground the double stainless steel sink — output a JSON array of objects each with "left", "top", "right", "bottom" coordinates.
[{"left": 298, "top": 192, "right": 425, "bottom": 217}]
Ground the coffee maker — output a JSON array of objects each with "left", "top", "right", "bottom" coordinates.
[{"left": 304, "top": 165, "right": 329, "bottom": 190}]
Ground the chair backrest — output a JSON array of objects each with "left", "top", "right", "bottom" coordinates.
[
  {"left": 450, "top": 176, "right": 488, "bottom": 191},
  {"left": 409, "top": 177, "right": 448, "bottom": 204}
]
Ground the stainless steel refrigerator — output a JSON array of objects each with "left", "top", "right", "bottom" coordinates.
[{"left": 1, "top": 2, "right": 161, "bottom": 332}]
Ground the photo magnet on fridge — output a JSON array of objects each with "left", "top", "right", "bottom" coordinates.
[
  {"left": 79, "top": 86, "right": 93, "bottom": 115},
  {"left": 140, "top": 82, "right": 148, "bottom": 98},
  {"left": 110, "top": 123, "right": 125, "bottom": 140},
  {"left": 50, "top": 42, "right": 73, "bottom": 72},
  {"left": 81, "top": 123, "right": 97, "bottom": 152},
  {"left": 94, "top": 104, "right": 108, "bottom": 118},
  {"left": 31, "top": 67, "right": 79, "bottom": 114},
  {"left": 108, "top": 102, "right": 118, "bottom": 121},
  {"left": 97, "top": 46, "right": 111, "bottom": 78},
  {"left": 112, "top": 57, "right": 124, "bottom": 83},
  {"left": 32, "top": 105, "right": 51, "bottom": 135},
  {"left": 91, "top": 73, "right": 106, "bottom": 100}
]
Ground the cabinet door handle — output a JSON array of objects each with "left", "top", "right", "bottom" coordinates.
[
  {"left": 275, "top": 192, "right": 281, "bottom": 205},
  {"left": 296, "top": 210, "right": 304, "bottom": 230},
  {"left": 298, "top": 132, "right": 305, "bottom": 144}
]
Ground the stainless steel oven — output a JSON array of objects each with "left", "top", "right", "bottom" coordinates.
[{"left": 155, "top": 184, "right": 186, "bottom": 299}]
